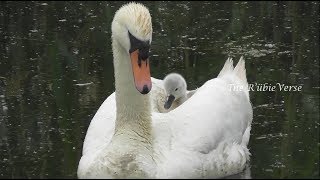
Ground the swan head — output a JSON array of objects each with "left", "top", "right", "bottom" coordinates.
[
  {"left": 112, "top": 2, "right": 152, "bottom": 94},
  {"left": 163, "top": 73, "right": 187, "bottom": 109}
]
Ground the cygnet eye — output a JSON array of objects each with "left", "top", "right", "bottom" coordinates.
[{"left": 175, "top": 88, "right": 178, "bottom": 91}]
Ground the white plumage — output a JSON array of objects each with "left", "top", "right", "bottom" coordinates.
[
  {"left": 151, "top": 73, "right": 196, "bottom": 113},
  {"left": 77, "top": 2, "right": 253, "bottom": 178}
]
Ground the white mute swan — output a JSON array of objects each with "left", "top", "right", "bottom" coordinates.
[
  {"left": 77, "top": 2, "right": 253, "bottom": 179},
  {"left": 163, "top": 73, "right": 196, "bottom": 110}
]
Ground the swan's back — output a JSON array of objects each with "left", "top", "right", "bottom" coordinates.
[{"left": 152, "top": 57, "right": 253, "bottom": 178}]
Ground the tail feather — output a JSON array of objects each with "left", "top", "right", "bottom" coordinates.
[
  {"left": 217, "top": 57, "right": 234, "bottom": 78},
  {"left": 241, "top": 126, "right": 251, "bottom": 147},
  {"left": 234, "top": 56, "right": 250, "bottom": 100},
  {"left": 234, "top": 56, "right": 248, "bottom": 86}
]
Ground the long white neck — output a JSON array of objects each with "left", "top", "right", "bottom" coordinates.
[{"left": 112, "top": 39, "right": 152, "bottom": 142}]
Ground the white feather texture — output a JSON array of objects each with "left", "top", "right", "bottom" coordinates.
[
  {"left": 151, "top": 73, "right": 196, "bottom": 113},
  {"left": 77, "top": 2, "right": 253, "bottom": 179}
]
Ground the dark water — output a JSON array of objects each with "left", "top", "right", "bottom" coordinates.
[{"left": 0, "top": 1, "right": 319, "bottom": 178}]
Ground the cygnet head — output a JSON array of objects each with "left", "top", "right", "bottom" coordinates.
[
  {"left": 111, "top": 2, "right": 152, "bottom": 94},
  {"left": 163, "top": 73, "right": 187, "bottom": 109}
]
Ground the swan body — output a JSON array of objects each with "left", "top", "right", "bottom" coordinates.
[{"left": 77, "top": 2, "right": 253, "bottom": 179}]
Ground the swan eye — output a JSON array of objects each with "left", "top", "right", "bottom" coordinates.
[
  {"left": 128, "top": 31, "right": 150, "bottom": 59},
  {"left": 139, "top": 48, "right": 149, "bottom": 60},
  {"left": 175, "top": 88, "right": 178, "bottom": 91}
]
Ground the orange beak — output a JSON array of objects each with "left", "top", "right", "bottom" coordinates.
[{"left": 130, "top": 50, "right": 152, "bottom": 94}]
